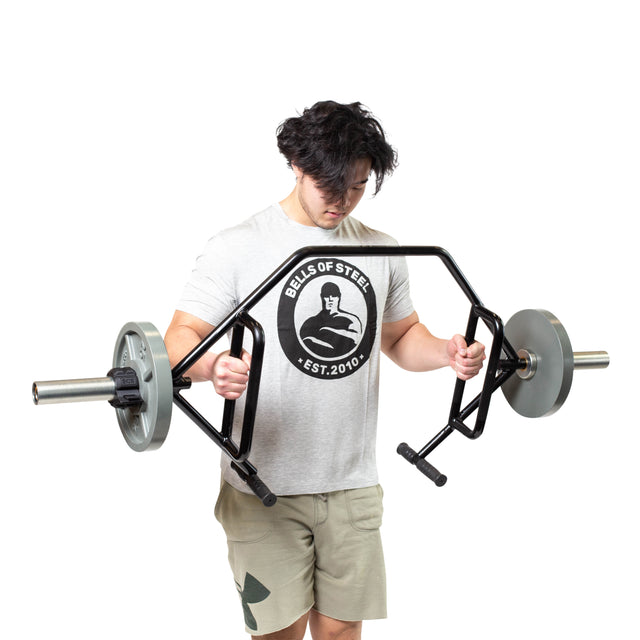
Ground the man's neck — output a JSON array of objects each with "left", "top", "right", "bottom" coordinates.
[{"left": 279, "top": 188, "right": 310, "bottom": 226}]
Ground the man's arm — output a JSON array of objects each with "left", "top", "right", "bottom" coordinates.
[
  {"left": 164, "top": 310, "right": 251, "bottom": 399},
  {"left": 381, "top": 311, "right": 485, "bottom": 380}
]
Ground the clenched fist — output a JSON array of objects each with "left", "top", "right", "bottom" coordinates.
[{"left": 211, "top": 350, "right": 252, "bottom": 400}]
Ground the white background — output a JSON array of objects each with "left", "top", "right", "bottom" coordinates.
[{"left": 1, "top": 1, "right": 638, "bottom": 638}]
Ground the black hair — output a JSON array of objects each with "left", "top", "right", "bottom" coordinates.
[{"left": 276, "top": 101, "right": 397, "bottom": 202}]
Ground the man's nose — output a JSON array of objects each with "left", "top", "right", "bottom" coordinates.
[{"left": 331, "top": 193, "right": 348, "bottom": 211}]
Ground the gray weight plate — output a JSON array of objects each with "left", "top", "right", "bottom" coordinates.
[
  {"left": 501, "top": 309, "right": 574, "bottom": 418},
  {"left": 112, "top": 322, "right": 172, "bottom": 451}
]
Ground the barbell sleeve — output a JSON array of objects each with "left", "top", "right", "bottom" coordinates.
[
  {"left": 33, "top": 378, "right": 116, "bottom": 405},
  {"left": 573, "top": 351, "right": 609, "bottom": 370}
]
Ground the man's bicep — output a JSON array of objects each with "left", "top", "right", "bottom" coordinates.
[{"left": 167, "top": 310, "right": 215, "bottom": 341}]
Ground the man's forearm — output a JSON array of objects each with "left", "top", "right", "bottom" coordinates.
[
  {"left": 384, "top": 322, "right": 450, "bottom": 372},
  {"left": 164, "top": 325, "right": 216, "bottom": 382}
]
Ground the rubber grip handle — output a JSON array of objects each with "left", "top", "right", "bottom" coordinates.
[
  {"left": 245, "top": 473, "right": 277, "bottom": 507},
  {"left": 397, "top": 442, "right": 448, "bottom": 487}
]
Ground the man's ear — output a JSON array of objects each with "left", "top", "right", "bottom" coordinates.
[{"left": 291, "top": 164, "right": 304, "bottom": 181}]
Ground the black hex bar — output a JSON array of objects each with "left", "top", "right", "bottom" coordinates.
[{"left": 170, "top": 245, "right": 520, "bottom": 495}]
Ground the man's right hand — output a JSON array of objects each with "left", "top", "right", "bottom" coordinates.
[
  {"left": 165, "top": 311, "right": 252, "bottom": 400},
  {"left": 211, "top": 350, "right": 252, "bottom": 400}
]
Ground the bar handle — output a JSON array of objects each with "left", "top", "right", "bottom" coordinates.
[
  {"left": 219, "top": 313, "right": 266, "bottom": 462},
  {"left": 397, "top": 442, "right": 447, "bottom": 486},
  {"left": 244, "top": 473, "right": 277, "bottom": 507},
  {"left": 231, "top": 461, "right": 277, "bottom": 506}
]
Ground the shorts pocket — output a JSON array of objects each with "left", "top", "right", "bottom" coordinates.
[
  {"left": 346, "top": 485, "right": 384, "bottom": 532},
  {"left": 215, "top": 482, "right": 273, "bottom": 544}
]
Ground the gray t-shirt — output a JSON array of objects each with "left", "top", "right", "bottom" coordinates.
[{"left": 178, "top": 204, "right": 414, "bottom": 495}]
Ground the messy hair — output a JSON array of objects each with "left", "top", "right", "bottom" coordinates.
[{"left": 276, "top": 101, "right": 397, "bottom": 202}]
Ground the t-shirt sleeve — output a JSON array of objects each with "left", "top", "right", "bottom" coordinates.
[
  {"left": 177, "top": 234, "right": 239, "bottom": 326},
  {"left": 382, "top": 255, "right": 414, "bottom": 323}
]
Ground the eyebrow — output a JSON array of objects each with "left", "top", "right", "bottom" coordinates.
[{"left": 353, "top": 177, "right": 369, "bottom": 186}]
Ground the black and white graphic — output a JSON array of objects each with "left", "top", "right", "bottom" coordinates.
[{"left": 278, "top": 258, "right": 377, "bottom": 379}]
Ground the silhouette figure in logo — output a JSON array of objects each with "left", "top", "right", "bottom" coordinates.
[{"left": 300, "top": 282, "right": 363, "bottom": 358}]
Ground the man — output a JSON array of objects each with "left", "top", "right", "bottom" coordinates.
[{"left": 164, "top": 101, "right": 485, "bottom": 640}]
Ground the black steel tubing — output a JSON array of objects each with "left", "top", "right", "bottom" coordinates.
[
  {"left": 169, "top": 244, "right": 522, "bottom": 494},
  {"left": 172, "top": 391, "right": 239, "bottom": 456},
  {"left": 173, "top": 313, "right": 265, "bottom": 466},
  {"left": 220, "top": 323, "right": 246, "bottom": 440},
  {"left": 235, "top": 313, "right": 266, "bottom": 461},
  {"left": 172, "top": 246, "right": 483, "bottom": 380},
  {"left": 447, "top": 304, "right": 508, "bottom": 440}
]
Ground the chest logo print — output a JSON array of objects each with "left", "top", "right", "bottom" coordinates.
[{"left": 277, "top": 258, "right": 377, "bottom": 379}]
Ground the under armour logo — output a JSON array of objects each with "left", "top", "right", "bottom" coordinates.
[{"left": 235, "top": 572, "right": 271, "bottom": 631}]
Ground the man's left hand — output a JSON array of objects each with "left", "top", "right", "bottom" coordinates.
[{"left": 447, "top": 335, "right": 486, "bottom": 380}]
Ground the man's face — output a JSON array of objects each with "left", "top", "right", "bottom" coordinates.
[
  {"left": 323, "top": 294, "right": 340, "bottom": 313},
  {"left": 293, "top": 158, "right": 372, "bottom": 230}
]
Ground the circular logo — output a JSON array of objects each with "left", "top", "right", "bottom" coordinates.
[{"left": 277, "top": 258, "right": 377, "bottom": 379}]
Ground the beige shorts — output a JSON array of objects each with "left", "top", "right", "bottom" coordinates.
[{"left": 214, "top": 481, "right": 387, "bottom": 635}]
